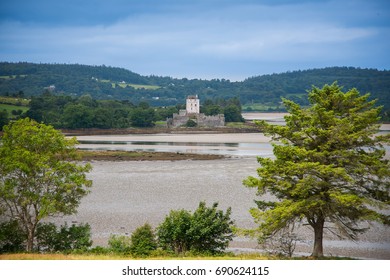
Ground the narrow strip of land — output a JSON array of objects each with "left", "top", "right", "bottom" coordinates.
[{"left": 77, "top": 150, "right": 224, "bottom": 161}]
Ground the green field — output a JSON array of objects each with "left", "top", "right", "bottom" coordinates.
[
  {"left": 0, "top": 96, "right": 30, "bottom": 106},
  {"left": 0, "top": 75, "right": 27, "bottom": 80},
  {"left": 0, "top": 97, "right": 30, "bottom": 117},
  {"left": 100, "top": 79, "right": 160, "bottom": 90},
  {"left": 242, "top": 103, "right": 284, "bottom": 112},
  {"left": 0, "top": 103, "right": 29, "bottom": 115}
]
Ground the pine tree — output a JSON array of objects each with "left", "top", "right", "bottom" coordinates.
[{"left": 244, "top": 83, "right": 390, "bottom": 257}]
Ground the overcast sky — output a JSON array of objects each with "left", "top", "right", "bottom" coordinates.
[{"left": 0, "top": 0, "right": 389, "bottom": 81}]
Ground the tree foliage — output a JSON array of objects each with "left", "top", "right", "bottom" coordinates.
[
  {"left": 36, "top": 222, "right": 92, "bottom": 252},
  {"left": 0, "top": 220, "right": 26, "bottom": 253},
  {"left": 201, "top": 97, "right": 244, "bottom": 122},
  {"left": 244, "top": 83, "right": 390, "bottom": 257},
  {"left": 129, "top": 223, "right": 157, "bottom": 257},
  {"left": 157, "top": 202, "right": 234, "bottom": 255},
  {"left": 0, "top": 118, "right": 92, "bottom": 251},
  {"left": 0, "top": 110, "right": 8, "bottom": 130},
  {"left": 108, "top": 234, "right": 132, "bottom": 255}
]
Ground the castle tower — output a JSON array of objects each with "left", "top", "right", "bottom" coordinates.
[{"left": 186, "top": 95, "right": 200, "bottom": 114}]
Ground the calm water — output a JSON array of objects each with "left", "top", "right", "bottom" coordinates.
[
  {"left": 76, "top": 133, "right": 275, "bottom": 157},
  {"left": 78, "top": 140, "right": 274, "bottom": 157},
  {"left": 76, "top": 132, "right": 389, "bottom": 159}
]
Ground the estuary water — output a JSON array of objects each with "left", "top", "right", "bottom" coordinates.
[
  {"left": 76, "top": 133, "right": 274, "bottom": 157},
  {"left": 56, "top": 113, "right": 390, "bottom": 259}
]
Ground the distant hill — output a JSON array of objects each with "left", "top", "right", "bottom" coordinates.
[{"left": 0, "top": 62, "right": 389, "bottom": 110}]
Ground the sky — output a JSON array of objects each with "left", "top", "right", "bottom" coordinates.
[{"left": 0, "top": 0, "right": 389, "bottom": 81}]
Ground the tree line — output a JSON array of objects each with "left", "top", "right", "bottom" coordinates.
[
  {"left": 25, "top": 92, "right": 177, "bottom": 129},
  {"left": 1, "top": 63, "right": 389, "bottom": 113},
  {"left": 1, "top": 92, "right": 244, "bottom": 130},
  {"left": 1, "top": 84, "right": 389, "bottom": 258}
]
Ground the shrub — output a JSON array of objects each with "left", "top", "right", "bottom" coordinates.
[
  {"left": 0, "top": 220, "right": 26, "bottom": 253},
  {"left": 185, "top": 119, "right": 197, "bottom": 127},
  {"left": 157, "top": 209, "right": 192, "bottom": 254},
  {"left": 129, "top": 223, "right": 157, "bottom": 257},
  {"left": 188, "top": 202, "right": 233, "bottom": 254},
  {"left": 157, "top": 202, "right": 234, "bottom": 255},
  {"left": 108, "top": 234, "right": 132, "bottom": 255},
  {"left": 36, "top": 222, "right": 92, "bottom": 252}
]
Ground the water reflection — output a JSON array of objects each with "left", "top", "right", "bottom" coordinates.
[{"left": 77, "top": 140, "right": 274, "bottom": 157}]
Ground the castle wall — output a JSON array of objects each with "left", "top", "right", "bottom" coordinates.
[
  {"left": 196, "top": 114, "right": 225, "bottom": 127},
  {"left": 167, "top": 113, "right": 224, "bottom": 128}
]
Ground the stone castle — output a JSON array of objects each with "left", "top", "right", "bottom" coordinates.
[{"left": 167, "top": 95, "right": 225, "bottom": 128}]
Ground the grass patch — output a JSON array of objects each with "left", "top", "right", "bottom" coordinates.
[
  {"left": 225, "top": 122, "right": 254, "bottom": 129},
  {"left": 0, "top": 252, "right": 354, "bottom": 260},
  {"left": 99, "top": 79, "right": 160, "bottom": 90},
  {"left": 76, "top": 150, "right": 224, "bottom": 161},
  {"left": 0, "top": 103, "right": 29, "bottom": 115},
  {"left": 242, "top": 103, "right": 284, "bottom": 112},
  {"left": 0, "top": 253, "right": 275, "bottom": 260},
  {"left": 0, "top": 96, "right": 30, "bottom": 106},
  {"left": 0, "top": 75, "right": 27, "bottom": 80},
  {"left": 127, "top": 84, "right": 160, "bottom": 90}
]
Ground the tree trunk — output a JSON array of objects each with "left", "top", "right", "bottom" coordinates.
[
  {"left": 26, "top": 223, "right": 37, "bottom": 252},
  {"left": 311, "top": 217, "right": 325, "bottom": 257}
]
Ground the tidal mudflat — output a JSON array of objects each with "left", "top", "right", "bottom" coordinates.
[
  {"left": 55, "top": 156, "right": 390, "bottom": 259},
  {"left": 58, "top": 116, "right": 390, "bottom": 259}
]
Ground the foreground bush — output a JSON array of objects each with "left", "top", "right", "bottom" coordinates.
[
  {"left": 36, "top": 222, "right": 92, "bottom": 252},
  {"left": 157, "top": 202, "right": 234, "bottom": 255},
  {"left": 108, "top": 234, "right": 132, "bottom": 255},
  {"left": 129, "top": 223, "right": 157, "bottom": 257},
  {"left": 0, "top": 220, "right": 25, "bottom": 253}
]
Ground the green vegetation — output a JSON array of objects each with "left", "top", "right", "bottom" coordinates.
[
  {"left": 0, "top": 103, "right": 29, "bottom": 115},
  {"left": 129, "top": 224, "right": 157, "bottom": 257},
  {"left": 100, "top": 79, "right": 160, "bottom": 90},
  {"left": 244, "top": 83, "right": 390, "bottom": 257},
  {"left": 242, "top": 103, "right": 283, "bottom": 112},
  {"left": 202, "top": 97, "right": 244, "bottom": 122},
  {"left": 1, "top": 63, "right": 389, "bottom": 115},
  {"left": 157, "top": 202, "right": 233, "bottom": 255},
  {"left": 0, "top": 96, "right": 29, "bottom": 106},
  {"left": 0, "top": 118, "right": 92, "bottom": 251},
  {"left": 23, "top": 92, "right": 174, "bottom": 129},
  {"left": 0, "top": 91, "right": 244, "bottom": 130},
  {"left": 0, "top": 252, "right": 289, "bottom": 260},
  {"left": 36, "top": 223, "right": 92, "bottom": 253},
  {"left": 76, "top": 150, "right": 224, "bottom": 161}
]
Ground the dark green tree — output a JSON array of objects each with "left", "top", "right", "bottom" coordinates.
[
  {"left": 129, "top": 223, "right": 157, "bottom": 257},
  {"left": 36, "top": 222, "right": 92, "bottom": 252},
  {"left": 223, "top": 105, "right": 244, "bottom": 122},
  {"left": 0, "top": 110, "right": 8, "bottom": 130},
  {"left": 244, "top": 83, "right": 390, "bottom": 257},
  {"left": 157, "top": 209, "right": 192, "bottom": 254},
  {"left": 130, "top": 108, "right": 156, "bottom": 127},
  {"left": 0, "top": 220, "right": 25, "bottom": 253},
  {"left": 188, "top": 202, "right": 233, "bottom": 254},
  {"left": 157, "top": 202, "right": 234, "bottom": 255},
  {"left": 63, "top": 103, "right": 94, "bottom": 129}
]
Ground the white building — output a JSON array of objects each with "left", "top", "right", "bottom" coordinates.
[{"left": 186, "top": 95, "right": 200, "bottom": 114}]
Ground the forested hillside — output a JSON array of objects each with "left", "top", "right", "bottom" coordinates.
[{"left": 1, "top": 62, "right": 389, "bottom": 111}]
